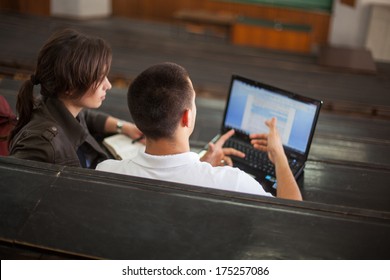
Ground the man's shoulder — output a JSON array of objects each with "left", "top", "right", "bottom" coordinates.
[{"left": 96, "top": 158, "right": 132, "bottom": 172}]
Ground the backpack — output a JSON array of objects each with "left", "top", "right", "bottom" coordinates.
[{"left": 0, "top": 95, "right": 17, "bottom": 156}]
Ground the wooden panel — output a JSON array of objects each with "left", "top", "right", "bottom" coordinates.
[
  {"left": 0, "top": 158, "right": 63, "bottom": 241},
  {"left": 0, "top": 0, "right": 50, "bottom": 16},
  {"left": 112, "top": 0, "right": 198, "bottom": 21},
  {"left": 232, "top": 23, "right": 311, "bottom": 53},
  {"left": 220, "top": 0, "right": 333, "bottom": 13},
  {"left": 173, "top": 9, "right": 236, "bottom": 39},
  {"left": 112, "top": 0, "right": 330, "bottom": 46},
  {"left": 0, "top": 0, "right": 19, "bottom": 10},
  {"left": 341, "top": 0, "right": 356, "bottom": 7},
  {"left": 206, "top": 1, "right": 330, "bottom": 46}
]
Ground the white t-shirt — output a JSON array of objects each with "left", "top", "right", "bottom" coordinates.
[{"left": 96, "top": 151, "right": 273, "bottom": 197}]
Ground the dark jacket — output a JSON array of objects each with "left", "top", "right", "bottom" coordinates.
[{"left": 9, "top": 97, "right": 109, "bottom": 168}]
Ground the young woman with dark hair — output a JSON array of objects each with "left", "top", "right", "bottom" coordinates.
[{"left": 8, "top": 28, "right": 142, "bottom": 168}]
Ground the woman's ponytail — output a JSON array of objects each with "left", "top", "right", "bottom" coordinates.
[{"left": 8, "top": 77, "right": 37, "bottom": 144}]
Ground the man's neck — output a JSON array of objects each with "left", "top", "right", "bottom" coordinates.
[{"left": 145, "top": 137, "right": 190, "bottom": 156}]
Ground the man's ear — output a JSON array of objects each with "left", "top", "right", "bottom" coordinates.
[{"left": 181, "top": 109, "right": 191, "bottom": 127}]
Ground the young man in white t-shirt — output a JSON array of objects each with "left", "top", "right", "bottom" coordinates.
[{"left": 96, "top": 62, "right": 302, "bottom": 200}]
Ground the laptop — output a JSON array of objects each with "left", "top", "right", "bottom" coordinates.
[{"left": 200, "top": 75, "right": 322, "bottom": 194}]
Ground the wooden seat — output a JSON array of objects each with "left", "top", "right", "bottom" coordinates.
[
  {"left": 173, "top": 9, "right": 237, "bottom": 40},
  {"left": 232, "top": 16, "right": 313, "bottom": 53},
  {"left": 318, "top": 46, "right": 377, "bottom": 74},
  {"left": 1, "top": 156, "right": 389, "bottom": 259}
]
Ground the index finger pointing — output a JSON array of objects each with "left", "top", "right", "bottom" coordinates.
[
  {"left": 265, "top": 117, "right": 277, "bottom": 130},
  {"left": 216, "top": 129, "right": 235, "bottom": 145}
]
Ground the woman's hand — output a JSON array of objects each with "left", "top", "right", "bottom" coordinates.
[{"left": 122, "top": 121, "right": 144, "bottom": 144}]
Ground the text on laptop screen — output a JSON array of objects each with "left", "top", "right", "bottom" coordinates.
[{"left": 224, "top": 79, "right": 318, "bottom": 153}]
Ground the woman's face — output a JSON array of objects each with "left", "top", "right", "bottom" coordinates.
[{"left": 79, "top": 76, "right": 112, "bottom": 109}]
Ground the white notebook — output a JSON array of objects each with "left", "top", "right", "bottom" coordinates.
[{"left": 103, "top": 134, "right": 145, "bottom": 160}]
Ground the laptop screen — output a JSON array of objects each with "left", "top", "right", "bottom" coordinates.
[{"left": 223, "top": 75, "right": 322, "bottom": 155}]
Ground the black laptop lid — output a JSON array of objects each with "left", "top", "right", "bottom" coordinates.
[{"left": 222, "top": 75, "right": 322, "bottom": 158}]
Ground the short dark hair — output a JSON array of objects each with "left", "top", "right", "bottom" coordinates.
[{"left": 127, "top": 62, "right": 194, "bottom": 140}]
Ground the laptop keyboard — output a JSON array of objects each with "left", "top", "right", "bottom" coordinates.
[
  {"left": 224, "top": 139, "right": 275, "bottom": 176},
  {"left": 224, "top": 139, "right": 301, "bottom": 176}
]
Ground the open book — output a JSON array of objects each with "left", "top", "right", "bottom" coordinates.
[{"left": 103, "top": 134, "right": 145, "bottom": 160}]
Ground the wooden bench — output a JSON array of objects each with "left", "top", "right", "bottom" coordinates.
[
  {"left": 232, "top": 16, "right": 313, "bottom": 53},
  {"left": 1, "top": 156, "right": 389, "bottom": 259},
  {"left": 173, "top": 9, "right": 237, "bottom": 40},
  {"left": 173, "top": 10, "right": 313, "bottom": 52},
  {"left": 318, "top": 46, "right": 377, "bottom": 74}
]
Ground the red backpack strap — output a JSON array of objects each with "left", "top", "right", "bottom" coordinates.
[
  {"left": 0, "top": 95, "right": 16, "bottom": 120},
  {"left": 0, "top": 95, "right": 17, "bottom": 156}
]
